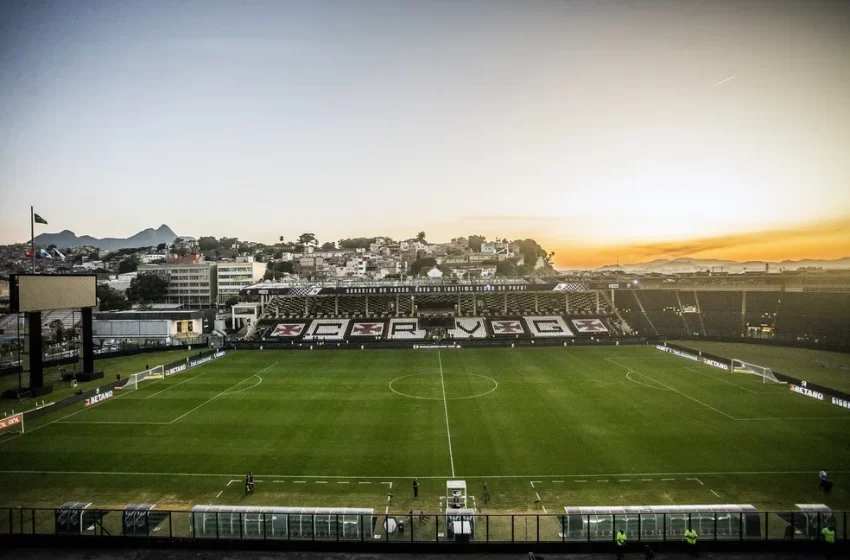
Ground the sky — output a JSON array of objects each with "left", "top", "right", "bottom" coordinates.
[{"left": 1, "top": 0, "right": 849, "bottom": 269}]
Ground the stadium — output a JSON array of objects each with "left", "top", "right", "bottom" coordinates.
[{"left": 1, "top": 273, "right": 849, "bottom": 550}]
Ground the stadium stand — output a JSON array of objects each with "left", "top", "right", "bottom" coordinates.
[
  {"left": 477, "top": 294, "right": 503, "bottom": 316},
  {"left": 367, "top": 296, "right": 394, "bottom": 317},
  {"left": 635, "top": 290, "right": 688, "bottom": 337},
  {"left": 459, "top": 295, "right": 475, "bottom": 316},
  {"left": 387, "top": 318, "right": 426, "bottom": 339},
  {"left": 524, "top": 315, "right": 573, "bottom": 337},
  {"left": 774, "top": 292, "right": 850, "bottom": 346},
  {"left": 397, "top": 296, "right": 413, "bottom": 316},
  {"left": 612, "top": 291, "right": 656, "bottom": 336},
  {"left": 337, "top": 297, "right": 367, "bottom": 318},
  {"left": 744, "top": 291, "right": 781, "bottom": 328},
  {"left": 451, "top": 317, "right": 488, "bottom": 339},
  {"left": 537, "top": 293, "right": 567, "bottom": 314},
  {"left": 505, "top": 293, "right": 535, "bottom": 316},
  {"left": 697, "top": 291, "right": 743, "bottom": 337},
  {"left": 677, "top": 291, "right": 704, "bottom": 335}
]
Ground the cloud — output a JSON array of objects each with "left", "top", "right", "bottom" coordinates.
[{"left": 549, "top": 218, "right": 850, "bottom": 268}]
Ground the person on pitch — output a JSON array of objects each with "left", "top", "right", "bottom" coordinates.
[
  {"left": 413, "top": 478, "right": 419, "bottom": 498},
  {"left": 245, "top": 472, "right": 255, "bottom": 495},
  {"left": 482, "top": 481, "right": 490, "bottom": 503}
]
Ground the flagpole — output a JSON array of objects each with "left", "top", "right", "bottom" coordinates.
[{"left": 31, "top": 205, "right": 35, "bottom": 273}]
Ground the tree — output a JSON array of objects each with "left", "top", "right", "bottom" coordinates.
[
  {"left": 118, "top": 258, "right": 138, "bottom": 274},
  {"left": 408, "top": 257, "right": 437, "bottom": 276},
  {"left": 416, "top": 231, "right": 426, "bottom": 242},
  {"left": 225, "top": 296, "right": 239, "bottom": 308},
  {"left": 338, "top": 237, "right": 376, "bottom": 250},
  {"left": 126, "top": 273, "right": 169, "bottom": 303},
  {"left": 496, "top": 260, "right": 517, "bottom": 277},
  {"left": 198, "top": 236, "right": 219, "bottom": 251},
  {"left": 97, "top": 284, "right": 131, "bottom": 311},
  {"left": 320, "top": 241, "right": 336, "bottom": 251},
  {"left": 297, "top": 233, "right": 317, "bottom": 246},
  {"left": 264, "top": 261, "right": 295, "bottom": 280},
  {"left": 468, "top": 235, "right": 486, "bottom": 250},
  {"left": 218, "top": 237, "right": 239, "bottom": 250},
  {"left": 50, "top": 319, "right": 65, "bottom": 345},
  {"left": 156, "top": 243, "right": 167, "bottom": 251}
]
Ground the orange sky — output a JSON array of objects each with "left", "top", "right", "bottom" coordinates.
[{"left": 547, "top": 218, "right": 850, "bottom": 269}]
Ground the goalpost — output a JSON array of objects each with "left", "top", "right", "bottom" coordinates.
[
  {"left": 118, "top": 365, "right": 164, "bottom": 391},
  {"left": 731, "top": 359, "right": 782, "bottom": 384}
]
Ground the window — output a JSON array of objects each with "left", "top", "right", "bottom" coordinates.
[
  {"left": 176, "top": 322, "right": 182, "bottom": 333},
  {"left": 188, "top": 321, "right": 193, "bottom": 332}
]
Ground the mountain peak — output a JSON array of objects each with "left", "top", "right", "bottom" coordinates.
[{"left": 33, "top": 225, "right": 179, "bottom": 250}]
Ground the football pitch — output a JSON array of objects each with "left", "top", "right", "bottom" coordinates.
[{"left": 1, "top": 345, "right": 849, "bottom": 515}]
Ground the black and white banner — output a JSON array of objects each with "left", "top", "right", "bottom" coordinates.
[
  {"left": 701, "top": 357, "right": 729, "bottom": 371},
  {"left": 571, "top": 319, "right": 608, "bottom": 333},
  {"left": 524, "top": 316, "right": 573, "bottom": 337},
  {"left": 303, "top": 319, "right": 350, "bottom": 341},
  {"left": 655, "top": 344, "right": 699, "bottom": 362},
  {"left": 388, "top": 318, "right": 426, "bottom": 339},
  {"left": 490, "top": 319, "right": 524, "bottom": 335},
  {"left": 451, "top": 318, "right": 487, "bottom": 339},
  {"left": 350, "top": 321, "right": 385, "bottom": 337},
  {"left": 270, "top": 323, "right": 306, "bottom": 338}
]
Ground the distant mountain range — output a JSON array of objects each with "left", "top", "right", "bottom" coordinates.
[
  {"left": 594, "top": 257, "right": 850, "bottom": 274},
  {"left": 34, "top": 225, "right": 179, "bottom": 251}
]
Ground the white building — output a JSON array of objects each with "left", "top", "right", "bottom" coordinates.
[
  {"left": 138, "top": 263, "right": 217, "bottom": 308},
  {"left": 92, "top": 310, "right": 204, "bottom": 344},
  {"left": 101, "top": 272, "right": 138, "bottom": 292},
  {"left": 216, "top": 261, "right": 266, "bottom": 305}
]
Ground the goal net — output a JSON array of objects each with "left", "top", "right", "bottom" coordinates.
[
  {"left": 119, "top": 365, "right": 164, "bottom": 391},
  {"left": 732, "top": 359, "right": 781, "bottom": 384},
  {"left": 0, "top": 412, "right": 24, "bottom": 438}
]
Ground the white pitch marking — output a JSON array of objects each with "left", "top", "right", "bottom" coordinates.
[
  {"left": 359, "top": 481, "right": 371, "bottom": 484},
  {"left": 226, "top": 479, "right": 240, "bottom": 487},
  {"left": 542, "top": 506, "right": 548, "bottom": 513},
  {"left": 530, "top": 481, "right": 535, "bottom": 489},
  {"left": 337, "top": 481, "right": 349, "bottom": 484},
  {"left": 535, "top": 492, "right": 541, "bottom": 501},
  {"left": 216, "top": 491, "right": 223, "bottom": 498},
  {"left": 168, "top": 362, "right": 279, "bottom": 424},
  {"left": 382, "top": 481, "right": 393, "bottom": 489},
  {"left": 315, "top": 481, "right": 327, "bottom": 484},
  {"left": 553, "top": 480, "right": 564, "bottom": 483},
  {"left": 294, "top": 481, "right": 306, "bottom": 484},
  {"left": 619, "top": 479, "right": 631, "bottom": 482},
  {"left": 662, "top": 478, "right": 675, "bottom": 481},
  {"left": 712, "top": 75, "right": 736, "bottom": 88},
  {"left": 597, "top": 480, "right": 609, "bottom": 483},
  {"left": 710, "top": 489, "right": 721, "bottom": 497},
  {"left": 2, "top": 469, "right": 845, "bottom": 479},
  {"left": 144, "top": 365, "right": 219, "bottom": 400},
  {"left": 687, "top": 478, "right": 705, "bottom": 486},
  {"left": 223, "top": 374, "right": 263, "bottom": 396},
  {"left": 608, "top": 358, "right": 737, "bottom": 419},
  {"left": 437, "top": 350, "right": 455, "bottom": 477},
  {"left": 273, "top": 481, "right": 285, "bottom": 484}
]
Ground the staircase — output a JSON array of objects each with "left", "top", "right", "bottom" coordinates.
[
  {"left": 632, "top": 292, "right": 658, "bottom": 336},
  {"left": 674, "top": 290, "right": 690, "bottom": 334},
  {"left": 693, "top": 291, "right": 707, "bottom": 335},
  {"left": 601, "top": 291, "right": 632, "bottom": 334}
]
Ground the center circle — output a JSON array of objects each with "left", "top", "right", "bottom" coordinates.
[{"left": 389, "top": 373, "right": 498, "bottom": 400}]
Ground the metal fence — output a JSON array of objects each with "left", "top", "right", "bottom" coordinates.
[{"left": 0, "top": 508, "right": 846, "bottom": 544}]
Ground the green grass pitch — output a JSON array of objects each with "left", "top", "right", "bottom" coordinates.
[
  {"left": 1, "top": 345, "right": 848, "bottom": 519},
  {"left": 670, "top": 340, "right": 850, "bottom": 394}
]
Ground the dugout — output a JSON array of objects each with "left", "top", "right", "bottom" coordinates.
[
  {"left": 123, "top": 504, "right": 170, "bottom": 536},
  {"left": 190, "top": 505, "right": 375, "bottom": 540},
  {"left": 445, "top": 508, "right": 475, "bottom": 542},
  {"left": 55, "top": 502, "right": 101, "bottom": 535},
  {"left": 561, "top": 505, "right": 761, "bottom": 541}
]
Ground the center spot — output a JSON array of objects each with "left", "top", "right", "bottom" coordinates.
[{"left": 389, "top": 373, "right": 498, "bottom": 400}]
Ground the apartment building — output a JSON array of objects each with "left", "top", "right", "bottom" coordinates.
[
  {"left": 138, "top": 263, "right": 217, "bottom": 308},
  {"left": 216, "top": 260, "right": 265, "bottom": 305}
]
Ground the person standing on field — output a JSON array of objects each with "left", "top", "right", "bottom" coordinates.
[
  {"left": 684, "top": 526, "right": 698, "bottom": 555},
  {"left": 413, "top": 478, "right": 418, "bottom": 498},
  {"left": 615, "top": 529, "right": 627, "bottom": 560}
]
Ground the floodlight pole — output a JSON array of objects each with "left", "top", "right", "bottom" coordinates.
[{"left": 30, "top": 206, "right": 35, "bottom": 273}]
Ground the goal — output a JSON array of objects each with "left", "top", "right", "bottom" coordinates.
[
  {"left": 0, "top": 412, "right": 24, "bottom": 438},
  {"left": 731, "top": 359, "right": 781, "bottom": 384},
  {"left": 119, "top": 365, "right": 164, "bottom": 391}
]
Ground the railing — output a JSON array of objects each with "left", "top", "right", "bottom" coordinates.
[{"left": 0, "top": 508, "right": 846, "bottom": 545}]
